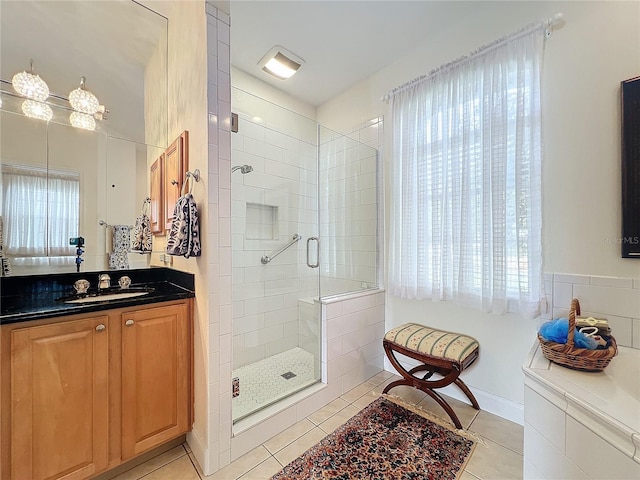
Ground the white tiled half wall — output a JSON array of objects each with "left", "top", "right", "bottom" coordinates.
[
  {"left": 543, "top": 272, "right": 640, "bottom": 349},
  {"left": 229, "top": 289, "right": 385, "bottom": 460}
]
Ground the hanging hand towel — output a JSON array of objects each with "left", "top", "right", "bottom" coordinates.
[
  {"left": 108, "top": 225, "right": 131, "bottom": 269},
  {"left": 166, "top": 193, "right": 201, "bottom": 258},
  {"left": 131, "top": 200, "right": 152, "bottom": 253},
  {"left": 0, "top": 216, "right": 11, "bottom": 277}
]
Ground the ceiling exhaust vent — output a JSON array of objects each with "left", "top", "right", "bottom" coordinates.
[{"left": 258, "top": 45, "right": 304, "bottom": 80}]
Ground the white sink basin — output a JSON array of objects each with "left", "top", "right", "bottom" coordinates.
[{"left": 64, "top": 291, "right": 150, "bottom": 304}]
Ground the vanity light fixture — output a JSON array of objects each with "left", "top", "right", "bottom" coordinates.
[
  {"left": 11, "top": 59, "right": 50, "bottom": 101},
  {"left": 5, "top": 65, "right": 108, "bottom": 129},
  {"left": 70, "top": 111, "right": 96, "bottom": 131},
  {"left": 21, "top": 99, "right": 53, "bottom": 121},
  {"left": 258, "top": 46, "right": 304, "bottom": 80},
  {"left": 68, "top": 76, "right": 100, "bottom": 115}
]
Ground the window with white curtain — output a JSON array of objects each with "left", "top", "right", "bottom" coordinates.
[
  {"left": 2, "top": 163, "right": 79, "bottom": 259},
  {"left": 388, "top": 25, "right": 545, "bottom": 318}
]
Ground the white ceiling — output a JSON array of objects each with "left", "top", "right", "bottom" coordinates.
[
  {"left": 230, "top": 1, "right": 481, "bottom": 107},
  {"left": 1, "top": 1, "right": 491, "bottom": 138},
  {"left": 0, "top": 0, "right": 166, "bottom": 144}
]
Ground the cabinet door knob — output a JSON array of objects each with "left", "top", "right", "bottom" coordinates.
[
  {"left": 125, "top": 319, "right": 135, "bottom": 327},
  {"left": 171, "top": 179, "right": 178, "bottom": 186},
  {"left": 96, "top": 324, "right": 106, "bottom": 332}
]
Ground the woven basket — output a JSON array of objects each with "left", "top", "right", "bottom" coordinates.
[{"left": 537, "top": 298, "right": 617, "bottom": 372}]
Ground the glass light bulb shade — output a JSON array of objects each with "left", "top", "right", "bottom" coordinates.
[
  {"left": 69, "top": 87, "right": 99, "bottom": 114},
  {"left": 70, "top": 111, "right": 96, "bottom": 131},
  {"left": 21, "top": 100, "right": 53, "bottom": 121},
  {"left": 12, "top": 71, "right": 50, "bottom": 101}
]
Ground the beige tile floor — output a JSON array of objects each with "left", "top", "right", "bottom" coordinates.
[{"left": 110, "top": 372, "right": 524, "bottom": 480}]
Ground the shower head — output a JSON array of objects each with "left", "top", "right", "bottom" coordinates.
[{"left": 232, "top": 164, "right": 253, "bottom": 174}]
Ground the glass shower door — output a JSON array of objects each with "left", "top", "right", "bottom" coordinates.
[{"left": 231, "top": 88, "right": 321, "bottom": 423}]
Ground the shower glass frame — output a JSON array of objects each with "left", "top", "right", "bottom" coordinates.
[{"left": 230, "top": 87, "right": 378, "bottom": 423}]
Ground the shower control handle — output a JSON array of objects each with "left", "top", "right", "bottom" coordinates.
[{"left": 306, "top": 236, "right": 319, "bottom": 268}]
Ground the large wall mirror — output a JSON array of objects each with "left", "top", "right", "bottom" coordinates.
[{"left": 0, "top": 0, "right": 168, "bottom": 276}]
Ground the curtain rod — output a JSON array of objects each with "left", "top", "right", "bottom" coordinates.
[{"left": 381, "top": 13, "right": 565, "bottom": 104}]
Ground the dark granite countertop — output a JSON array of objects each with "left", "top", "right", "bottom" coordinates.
[{"left": 1, "top": 267, "right": 195, "bottom": 324}]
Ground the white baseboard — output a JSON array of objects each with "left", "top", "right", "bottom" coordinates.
[
  {"left": 186, "top": 427, "right": 209, "bottom": 475},
  {"left": 382, "top": 362, "right": 524, "bottom": 425},
  {"left": 442, "top": 383, "right": 524, "bottom": 425}
]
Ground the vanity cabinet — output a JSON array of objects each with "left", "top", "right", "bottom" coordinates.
[
  {"left": 1, "top": 299, "right": 193, "bottom": 480},
  {"left": 10, "top": 315, "right": 110, "bottom": 480},
  {"left": 121, "top": 303, "right": 190, "bottom": 459}
]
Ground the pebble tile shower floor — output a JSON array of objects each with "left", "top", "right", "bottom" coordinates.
[{"left": 232, "top": 347, "right": 318, "bottom": 422}]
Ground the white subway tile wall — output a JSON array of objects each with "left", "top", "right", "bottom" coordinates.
[
  {"left": 547, "top": 273, "right": 640, "bottom": 349},
  {"left": 205, "top": 5, "right": 233, "bottom": 473}
]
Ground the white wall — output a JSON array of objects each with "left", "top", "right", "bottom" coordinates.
[
  {"left": 104, "top": 137, "right": 152, "bottom": 270},
  {"left": 232, "top": 67, "right": 316, "bottom": 121},
  {"left": 317, "top": 1, "right": 640, "bottom": 414},
  {"left": 171, "top": 2, "right": 211, "bottom": 472},
  {"left": 142, "top": 0, "right": 212, "bottom": 471}
]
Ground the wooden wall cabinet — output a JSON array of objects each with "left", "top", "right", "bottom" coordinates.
[
  {"left": 149, "top": 154, "right": 164, "bottom": 234},
  {"left": 1, "top": 300, "right": 193, "bottom": 480},
  {"left": 149, "top": 131, "right": 189, "bottom": 234},
  {"left": 163, "top": 132, "right": 189, "bottom": 231}
]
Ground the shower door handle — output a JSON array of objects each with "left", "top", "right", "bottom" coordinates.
[{"left": 306, "top": 236, "right": 319, "bottom": 268}]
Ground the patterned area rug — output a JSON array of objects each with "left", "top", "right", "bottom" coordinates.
[{"left": 272, "top": 396, "right": 475, "bottom": 480}]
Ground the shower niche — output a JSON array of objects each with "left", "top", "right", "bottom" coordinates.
[{"left": 246, "top": 203, "right": 278, "bottom": 240}]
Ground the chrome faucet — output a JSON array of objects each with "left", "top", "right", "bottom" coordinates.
[{"left": 98, "top": 274, "right": 111, "bottom": 290}]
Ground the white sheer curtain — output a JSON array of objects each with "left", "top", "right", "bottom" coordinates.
[
  {"left": 388, "top": 24, "right": 544, "bottom": 318},
  {"left": 2, "top": 164, "right": 79, "bottom": 258}
]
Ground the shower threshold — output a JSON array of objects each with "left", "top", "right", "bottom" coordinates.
[{"left": 232, "top": 347, "right": 319, "bottom": 423}]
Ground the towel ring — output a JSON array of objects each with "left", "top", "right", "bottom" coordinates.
[
  {"left": 181, "top": 169, "right": 200, "bottom": 196},
  {"left": 140, "top": 197, "right": 150, "bottom": 216}
]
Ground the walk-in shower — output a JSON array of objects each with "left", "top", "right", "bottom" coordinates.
[{"left": 231, "top": 87, "right": 378, "bottom": 423}]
